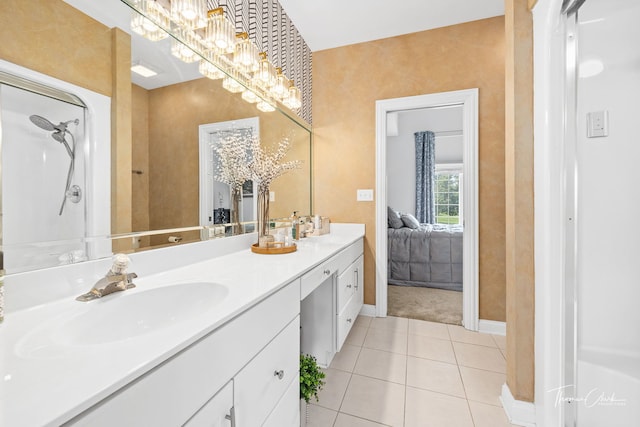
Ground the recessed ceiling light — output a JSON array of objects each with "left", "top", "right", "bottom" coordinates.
[{"left": 131, "top": 61, "right": 159, "bottom": 78}]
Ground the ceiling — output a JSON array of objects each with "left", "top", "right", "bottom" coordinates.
[{"left": 278, "top": 0, "right": 505, "bottom": 52}]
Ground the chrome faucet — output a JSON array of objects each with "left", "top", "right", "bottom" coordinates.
[{"left": 76, "top": 254, "right": 137, "bottom": 302}]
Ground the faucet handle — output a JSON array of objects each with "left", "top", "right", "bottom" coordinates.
[{"left": 110, "top": 253, "right": 130, "bottom": 275}]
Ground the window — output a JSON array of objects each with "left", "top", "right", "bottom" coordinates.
[{"left": 434, "top": 164, "right": 463, "bottom": 225}]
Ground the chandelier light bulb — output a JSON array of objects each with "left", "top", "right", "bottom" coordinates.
[{"left": 171, "top": 0, "right": 207, "bottom": 29}]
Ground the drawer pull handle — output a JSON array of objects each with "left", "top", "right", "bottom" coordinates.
[
  {"left": 347, "top": 284, "right": 352, "bottom": 288},
  {"left": 347, "top": 318, "right": 352, "bottom": 323},
  {"left": 323, "top": 269, "right": 331, "bottom": 275},
  {"left": 274, "top": 369, "right": 285, "bottom": 380},
  {"left": 225, "top": 406, "right": 236, "bottom": 427}
]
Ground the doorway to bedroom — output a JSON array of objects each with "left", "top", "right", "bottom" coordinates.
[
  {"left": 386, "top": 105, "right": 464, "bottom": 325},
  {"left": 375, "top": 89, "right": 479, "bottom": 330}
]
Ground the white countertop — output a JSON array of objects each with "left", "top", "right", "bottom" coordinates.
[{"left": 0, "top": 224, "right": 364, "bottom": 427}]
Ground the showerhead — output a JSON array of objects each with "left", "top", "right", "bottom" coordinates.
[
  {"left": 29, "top": 115, "right": 79, "bottom": 133},
  {"left": 29, "top": 114, "right": 56, "bottom": 131}
]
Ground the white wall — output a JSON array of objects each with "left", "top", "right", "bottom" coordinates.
[{"left": 386, "top": 105, "right": 463, "bottom": 214}]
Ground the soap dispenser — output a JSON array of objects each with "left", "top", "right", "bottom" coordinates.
[{"left": 291, "top": 211, "right": 300, "bottom": 240}]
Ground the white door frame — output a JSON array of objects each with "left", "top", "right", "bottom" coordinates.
[
  {"left": 374, "top": 88, "right": 479, "bottom": 330},
  {"left": 198, "top": 117, "right": 259, "bottom": 227}
]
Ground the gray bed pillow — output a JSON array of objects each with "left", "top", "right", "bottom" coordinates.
[
  {"left": 387, "top": 206, "right": 404, "bottom": 229},
  {"left": 401, "top": 213, "right": 421, "bottom": 229}
]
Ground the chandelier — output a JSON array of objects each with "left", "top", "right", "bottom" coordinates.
[{"left": 125, "top": 0, "right": 303, "bottom": 113}]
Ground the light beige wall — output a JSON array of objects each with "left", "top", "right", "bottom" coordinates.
[
  {"left": 110, "top": 28, "right": 133, "bottom": 252},
  {"left": 132, "top": 84, "right": 151, "bottom": 248},
  {"left": 313, "top": 17, "right": 507, "bottom": 320},
  {"left": 0, "top": 0, "right": 112, "bottom": 97},
  {"left": 505, "top": 0, "right": 535, "bottom": 403}
]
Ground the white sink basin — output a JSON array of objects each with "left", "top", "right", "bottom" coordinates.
[{"left": 17, "top": 282, "right": 228, "bottom": 358}]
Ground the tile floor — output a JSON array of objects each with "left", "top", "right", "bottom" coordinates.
[{"left": 305, "top": 316, "right": 516, "bottom": 427}]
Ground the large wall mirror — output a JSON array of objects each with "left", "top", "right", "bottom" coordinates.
[{"left": 0, "top": 0, "right": 312, "bottom": 274}]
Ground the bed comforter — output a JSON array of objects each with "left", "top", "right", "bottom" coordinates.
[{"left": 387, "top": 224, "right": 463, "bottom": 291}]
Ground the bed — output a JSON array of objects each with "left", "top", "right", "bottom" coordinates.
[{"left": 387, "top": 223, "right": 463, "bottom": 291}]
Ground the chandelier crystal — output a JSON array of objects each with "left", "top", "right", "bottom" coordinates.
[
  {"left": 254, "top": 52, "right": 276, "bottom": 89},
  {"left": 204, "top": 7, "right": 235, "bottom": 54},
  {"left": 283, "top": 81, "right": 302, "bottom": 110},
  {"left": 199, "top": 58, "right": 224, "bottom": 79},
  {"left": 222, "top": 76, "right": 245, "bottom": 93},
  {"left": 171, "top": 30, "right": 201, "bottom": 63},
  {"left": 271, "top": 68, "right": 288, "bottom": 100},
  {"left": 233, "top": 33, "right": 259, "bottom": 73},
  {"left": 171, "top": 0, "right": 207, "bottom": 29},
  {"left": 130, "top": 0, "right": 169, "bottom": 41}
]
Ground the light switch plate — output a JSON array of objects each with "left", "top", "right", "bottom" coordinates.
[
  {"left": 587, "top": 110, "right": 609, "bottom": 138},
  {"left": 357, "top": 189, "right": 374, "bottom": 201},
  {"left": 269, "top": 191, "right": 275, "bottom": 202}
]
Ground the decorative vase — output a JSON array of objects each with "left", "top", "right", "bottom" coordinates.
[
  {"left": 256, "top": 188, "right": 273, "bottom": 247},
  {"left": 230, "top": 186, "right": 242, "bottom": 234}
]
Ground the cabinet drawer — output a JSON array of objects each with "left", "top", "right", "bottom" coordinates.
[
  {"left": 235, "top": 316, "right": 300, "bottom": 427},
  {"left": 337, "top": 294, "right": 362, "bottom": 351},
  {"left": 301, "top": 257, "right": 339, "bottom": 300},
  {"left": 334, "top": 239, "right": 364, "bottom": 275},
  {"left": 262, "top": 373, "right": 299, "bottom": 427},
  {"left": 184, "top": 380, "right": 233, "bottom": 427},
  {"left": 337, "top": 265, "right": 355, "bottom": 312}
]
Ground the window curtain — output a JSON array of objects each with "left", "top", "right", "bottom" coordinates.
[{"left": 415, "top": 130, "right": 436, "bottom": 224}]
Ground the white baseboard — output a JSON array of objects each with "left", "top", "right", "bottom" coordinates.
[
  {"left": 478, "top": 319, "right": 506, "bottom": 336},
  {"left": 359, "top": 304, "right": 376, "bottom": 317},
  {"left": 500, "top": 383, "right": 536, "bottom": 427}
]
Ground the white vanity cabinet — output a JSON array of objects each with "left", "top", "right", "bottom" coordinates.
[
  {"left": 66, "top": 280, "right": 300, "bottom": 427},
  {"left": 300, "top": 239, "right": 364, "bottom": 367}
]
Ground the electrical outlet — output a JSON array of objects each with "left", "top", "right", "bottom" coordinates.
[
  {"left": 357, "top": 189, "right": 374, "bottom": 201},
  {"left": 269, "top": 191, "right": 275, "bottom": 202}
]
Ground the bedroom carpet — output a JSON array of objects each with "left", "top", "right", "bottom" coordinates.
[{"left": 387, "top": 284, "right": 462, "bottom": 325}]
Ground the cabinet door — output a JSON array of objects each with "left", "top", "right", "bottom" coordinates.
[
  {"left": 184, "top": 381, "right": 233, "bottom": 427},
  {"left": 234, "top": 316, "right": 300, "bottom": 427},
  {"left": 262, "top": 374, "right": 300, "bottom": 427},
  {"left": 354, "top": 254, "right": 364, "bottom": 306}
]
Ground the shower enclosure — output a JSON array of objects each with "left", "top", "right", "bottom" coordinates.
[
  {"left": 563, "top": 0, "right": 640, "bottom": 425},
  {"left": 1, "top": 82, "right": 87, "bottom": 272},
  {"left": 0, "top": 60, "right": 112, "bottom": 274}
]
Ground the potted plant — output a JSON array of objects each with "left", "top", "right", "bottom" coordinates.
[{"left": 300, "top": 353, "right": 326, "bottom": 426}]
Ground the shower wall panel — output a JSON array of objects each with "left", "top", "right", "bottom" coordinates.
[{"left": 574, "top": 0, "right": 640, "bottom": 424}]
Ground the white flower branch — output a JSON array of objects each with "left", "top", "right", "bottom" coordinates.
[
  {"left": 212, "top": 130, "right": 252, "bottom": 191},
  {"left": 248, "top": 135, "right": 302, "bottom": 193}
]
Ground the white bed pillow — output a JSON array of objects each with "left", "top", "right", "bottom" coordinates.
[{"left": 401, "top": 213, "right": 421, "bottom": 229}]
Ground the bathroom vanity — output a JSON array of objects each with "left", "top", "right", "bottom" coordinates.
[{"left": 0, "top": 224, "right": 364, "bottom": 426}]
